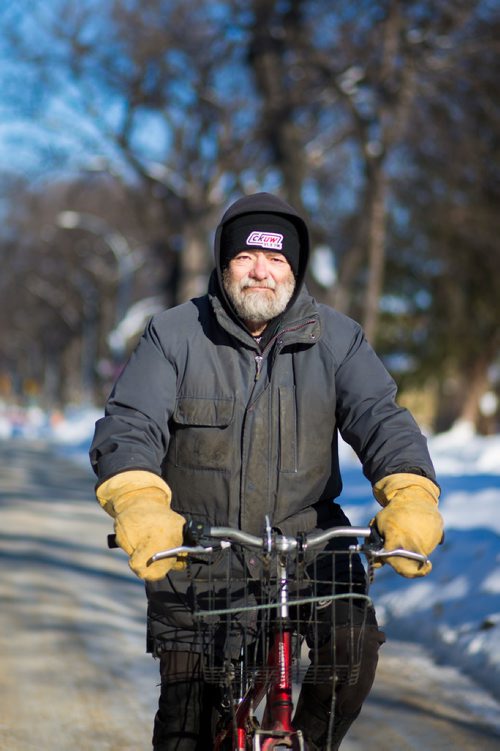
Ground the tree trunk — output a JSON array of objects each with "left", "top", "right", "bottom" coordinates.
[
  {"left": 362, "top": 167, "right": 387, "bottom": 344},
  {"left": 248, "top": 0, "right": 308, "bottom": 214},
  {"left": 178, "top": 224, "right": 210, "bottom": 304},
  {"left": 458, "top": 354, "right": 492, "bottom": 429}
]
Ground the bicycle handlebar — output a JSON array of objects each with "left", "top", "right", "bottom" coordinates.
[{"left": 144, "top": 520, "right": 429, "bottom": 568}]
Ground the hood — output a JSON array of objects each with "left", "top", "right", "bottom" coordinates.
[{"left": 213, "top": 192, "right": 310, "bottom": 318}]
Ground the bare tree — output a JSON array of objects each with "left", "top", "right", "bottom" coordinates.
[
  {"left": 0, "top": 0, "right": 498, "bottom": 429},
  {"left": 245, "top": 1, "right": 489, "bottom": 344},
  {"left": 380, "top": 5, "right": 500, "bottom": 430},
  {"left": 0, "top": 0, "right": 258, "bottom": 301}
]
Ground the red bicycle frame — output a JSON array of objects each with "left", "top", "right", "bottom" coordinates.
[{"left": 213, "top": 556, "right": 306, "bottom": 751}]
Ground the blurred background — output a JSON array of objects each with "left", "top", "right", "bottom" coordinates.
[
  {"left": 0, "top": 0, "right": 498, "bottom": 435},
  {"left": 2, "top": 6, "right": 500, "bottom": 744}
]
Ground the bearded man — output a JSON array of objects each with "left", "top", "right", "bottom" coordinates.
[{"left": 90, "top": 192, "right": 443, "bottom": 750}]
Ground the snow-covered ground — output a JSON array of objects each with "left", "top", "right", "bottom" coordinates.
[
  {"left": 2, "top": 402, "right": 499, "bottom": 703},
  {"left": 341, "top": 421, "right": 500, "bottom": 704}
]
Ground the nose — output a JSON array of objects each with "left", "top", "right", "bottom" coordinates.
[{"left": 249, "top": 253, "right": 269, "bottom": 279}]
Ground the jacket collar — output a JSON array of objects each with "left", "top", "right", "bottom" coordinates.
[{"left": 208, "top": 271, "right": 321, "bottom": 349}]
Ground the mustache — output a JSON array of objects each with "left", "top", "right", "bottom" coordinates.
[{"left": 240, "top": 276, "right": 276, "bottom": 290}]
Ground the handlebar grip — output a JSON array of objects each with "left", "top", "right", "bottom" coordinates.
[
  {"left": 106, "top": 520, "right": 210, "bottom": 551},
  {"left": 184, "top": 518, "right": 212, "bottom": 545},
  {"left": 366, "top": 524, "right": 384, "bottom": 550}
]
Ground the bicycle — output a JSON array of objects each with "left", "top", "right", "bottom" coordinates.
[{"left": 140, "top": 517, "right": 428, "bottom": 751}]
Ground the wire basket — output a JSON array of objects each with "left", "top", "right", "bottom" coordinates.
[{"left": 186, "top": 544, "right": 372, "bottom": 693}]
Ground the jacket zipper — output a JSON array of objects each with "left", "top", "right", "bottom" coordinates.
[
  {"left": 255, "top": 354, "right": 264, "bottom": 380},
  {"left": 254, "top": 318, "right": 317, "bottom": 381}
]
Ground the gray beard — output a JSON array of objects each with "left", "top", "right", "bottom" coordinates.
[{"left": 222, "top": 268, "right": 296, "bottom": 327}]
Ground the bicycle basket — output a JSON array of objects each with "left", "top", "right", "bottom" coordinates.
[{"left": 186, "top": 544, "right": 373, "bottom": 693}]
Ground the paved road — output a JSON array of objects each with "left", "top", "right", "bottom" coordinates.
[
  {"left": 344, "top": 641, "right": 500, "bottom": 750},
  {"left": 1, "top": 440, "right": 499, "bottom": 750}
]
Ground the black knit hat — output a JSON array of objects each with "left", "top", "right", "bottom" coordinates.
[{"left": 220, "top": 212, "right": 301, "bottom": 276}]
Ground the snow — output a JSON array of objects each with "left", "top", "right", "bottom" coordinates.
[
  {"left": 339, "top": 423, "right": 500, "bottom": 702},
  {"left": 107, "top": 296, "right": 164, "bottom": 353},
  {"left": 2, "top": 402, "right": 500, "bottom": 703}
]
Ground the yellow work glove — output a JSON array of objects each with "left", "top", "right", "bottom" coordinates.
[
  {"left": 96, "top": 470, "right": 186, "bottom": 581},
  {"left": 372, "top": 473, "right": 444, "bottom": 578}
]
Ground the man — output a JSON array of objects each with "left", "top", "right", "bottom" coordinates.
[{"left": 90, "top": 192, "right": 443, "bottom": 750}]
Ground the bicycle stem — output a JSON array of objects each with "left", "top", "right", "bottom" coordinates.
[{"left": 278, "top": 557, "right": 288, "bottom": 620}]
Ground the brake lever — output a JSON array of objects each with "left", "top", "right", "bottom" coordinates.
[
  {"left": 148, "top": 515, "right": 232, "bottom": 565},
  {"left": 149, "top": 540, "right": 231, "bottom": 563},
  {"left": 363, "top": 525, "right": 429, "bottom": 567},
  {"left": 372, "top": 548, "right": 430, "bottom": 565}
]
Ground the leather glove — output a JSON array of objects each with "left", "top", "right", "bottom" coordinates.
[
  {"left": 372, "top": 473, "right": 444, "bottom": 578},
  {"left": 96, "top": 470, "right": 186, "bottom": 581}
]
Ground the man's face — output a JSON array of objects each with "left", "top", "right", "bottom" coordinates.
[{"left": 222, "top": 250, "right": 296, "bottom": 330}]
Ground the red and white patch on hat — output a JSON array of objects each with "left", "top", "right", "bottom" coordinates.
[{"left": 246, "top": 231, "right": 284, "bottom": 250}]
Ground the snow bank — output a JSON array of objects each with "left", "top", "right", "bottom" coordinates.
[
  {"left": 429, "top": 421, "right": 500, "bottom": 476},
  {"left": 371, "top": 424, "right": 500, "bottom": 701},
  {"left": 338, "top": 423, "right": 500, "bottom": 701}
]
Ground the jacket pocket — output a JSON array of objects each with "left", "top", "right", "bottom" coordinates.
[
  {"left": 171, "top": 396, "right": 234, "bottom": 471},
  {"left": 279, "top": 386, "right": 297, "bottom": 473}
]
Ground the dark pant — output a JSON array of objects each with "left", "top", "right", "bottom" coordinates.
[
  {"left": 152, "top": 610, "right": 385, "bottom": 750},
  {"left": 152, "top": 652, "right": 216, "bottom": 751},
  {"left": 293, "top": 607, "right": 385, "bottom": 750}
]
